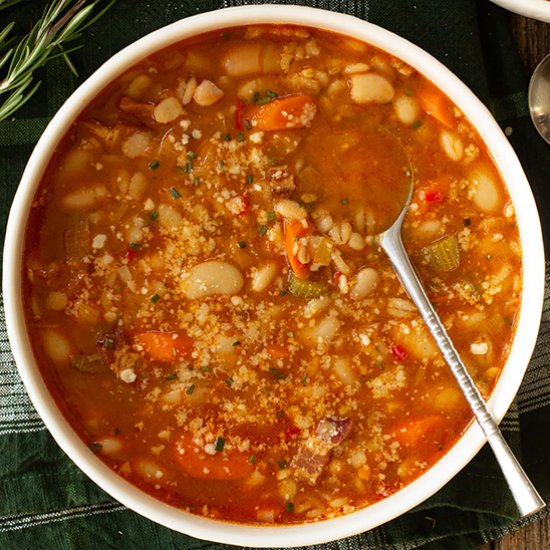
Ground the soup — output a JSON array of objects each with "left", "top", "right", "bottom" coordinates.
[{"left": 23, "top": 24, "right": 521, "bottom": 525}]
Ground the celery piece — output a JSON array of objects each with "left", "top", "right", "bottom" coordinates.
[
  {"left": 288, "top": 272, "right": 328, "bottom": 299},
  {"left": 420, "top": 234, "right": 460, "bottom": 272}
]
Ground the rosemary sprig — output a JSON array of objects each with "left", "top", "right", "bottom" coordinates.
[
  {"left": 0, "top": 0, "right": 28, "bottom": 12},
  {"left": 0, "top": 0, "right": 115, "bottom": 122}
]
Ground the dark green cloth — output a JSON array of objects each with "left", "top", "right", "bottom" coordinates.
[{"left": 1, "top": 1, "right": 549, "bottom": 549}]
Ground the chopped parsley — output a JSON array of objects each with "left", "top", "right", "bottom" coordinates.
[
  {"left": 149, "top": 210, "right": 158, "bottom": 221},
  {"left": 186, "top": 384, "right": 195, "bottom": 395},
  {"left": 103, "top": 337, "right": 114, "bottom": 349},
  {"left": 149, "top": 160, "right": 160, "bottom": 170},
  {"left": 257, "top": 224, "right": 268, "bottom": 236},
  {"left": 257, "top": 89, "right": 278, "bottom": 105},
  {"left": 150, "top": 293, "right": 160, "bottom": 304},
  {"left": 266, "top": 210, "right": 276, "bottom": 223},
  {"left": 193, "top": 177, "right": 201, "bottom": 186},
  {"left": 130, "top": 242, "right": 140, "bottom": 250},
  {"left": 217, "top": 160, "right": 225, "bottom": 170},
  {"left": 232, "top": 340, "right": 241, "bottom": 347},
  {"left": 223, "top": 133, "right": 232, "bottom": 142},
  {"left": 247, "top": 174, "right": 253, "bottom": 185},
  {"left": 225, "top": 377, "right": 234, "bottom": 387},
  {"left": 464, "top": 218, "right": 471, "bottom": 227},
  {"left": 249, "top": 454, "right": 257, "bottom": 464},
  {"left": 278, "top": 459, "right": 288, "bottom": 469},
  {"left": 244, "top": 118, "right": 252, "bottom": 130},
  {"left": 404, "top": 88, "right": 415, "bottom": 96},
  {"left": 164, "top": 373, "right": 177, "bottom": 382},
  {"left": 185, "top": 161, "right": 193, "bottom": 173},
  {"left": 285, "top": 502, "right": 294, "bottom": 513},
  {"left": 169, "top": 187, "right": 181, "bottom": 199},
  {"left": 89, "top": 442, "right": 102, "bottom": 453},
  {"left": 412, "top": 120, "right": 422, "bottom": 129},
  {"left": 375, "top": 361, "right": 384, "bottom": 370},
  {"left": 237, "top": 240, "right": 247, "bottom": 249},
  {"left": 340, "top": 198, "right": 349, "bottom": 206},
  {"left": 269, "top": 367, "right": 287, "bottom": 380},
  {"left": 187, "top": 150, "right": 198, "bottom": 161},
  {"left": 236, "top": 132, "right": 245, "bottom": 142},
  {"left": 214, "top": 436, "right": 225, "bottom": 452},
  {"left": 301, "top": 374, "right": 309, "bottom": 385}
]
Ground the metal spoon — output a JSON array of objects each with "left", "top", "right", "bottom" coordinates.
[
  {"left": 529, "top": 53, "right": 550, "bottom": 145},
  {"left": 378, "top": 159, "right": 545, "bottom": 517}
]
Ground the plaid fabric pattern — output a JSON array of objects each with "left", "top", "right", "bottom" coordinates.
[{"left": 1, "top": 1, "right": 549, "bottom": 549}]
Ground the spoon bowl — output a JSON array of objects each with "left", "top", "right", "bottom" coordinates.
[{"left": 529, "top": 53, "right": 550, "bottom": 145}]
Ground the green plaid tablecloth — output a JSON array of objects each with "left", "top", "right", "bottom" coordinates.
[{"left": 1, "top": 1, "right": 549, "bottom": 548}]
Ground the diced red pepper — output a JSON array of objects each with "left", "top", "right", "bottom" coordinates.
[
  {"left": 390, "top": 343, "right": 408, "bottom": 361},
  {"left": 235, "top": 100, "right": 245, "bottom": 130},
  {"left": 126, "top": 248, "right": 137, "bottom": 262},
  {"left": 285, "top": 425, "right": 301, "bottom": 439},
  {"left": 425, "top": 190, "right": 443, "bottom": 203},
  {"left": 236, "top": 194, "right": 250, "bottom": 216}
]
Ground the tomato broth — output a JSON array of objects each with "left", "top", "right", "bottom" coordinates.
[{"left": 23, "top": 25, "right": 521, "bottom": 525}]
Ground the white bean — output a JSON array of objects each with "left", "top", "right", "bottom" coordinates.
[
  {"left": 127, "top": 74, "right": 152, "bottom": 98},
  {"left": 351, "top": 268, "right": 379, "bottom": 300},
  {"left": 182, "top": 261, "right": 244, "bottom": 299},
  {"left": 411, "top": 219, "right": 443, "bottom": 240},
  {"left": 158, "top": 203, "right": 182, "bottom": 230},
  {"left": 154, "top": 97, "right": 183, "bottom": 123},
  {"left": 274, "top": 199, "right": 307, "bottom": 220},
  {"left": 469, "top": 167, "right": 501, "bottom": 212},
  {"left": 333, "top": 357, "right": 356, "bottom": 385},
  {"left": 304, "top": 316, "right": 340, "bottom": 345},
  {"left": 45, "top": 291, "right": 67, "bottom": 311},
  {"left": 251, "top": 262, "right": 279, "bottom": 293},
  {"left": 434, "top": 387, "right": 462, "bottom": 411},
  {"left": 348, "top": 232, "right": 365, "bottom": 251},
  {"left": 350, "top": 73, "right": 394, "bottom": 104},
  {"left": 122, "top": 131, "right": 151, "bottom": 158},
  {"left": 393, "top": 94, "right": 419, "bottom": 125},
  {"left": 278, "top": 478, "right": 298, "bottom": 500},
  {"left": 303, "top": 295, "right": 331, "bottom": 319},
  {"left": 387, "top": 297, "right": 416, "bottom": 317},
  {"left": 96, "top": 437, "right": 123, "bottom": 455},
  {"left": 440, "top": 129, "right": 463, "bottom": 161},
  {"left": 222, "top": 43, "right": 265, "bottom": 76},
  {"left": 178, "top": 76, "right": 197, "bottom": 105},
  {"left": 62, "top": 185, "right": 107, "bottom": 210},
  {"left": 135, "top": 459, "right": 165, "bottom": 480},
  {"left": 42, "top": 329, "right": 71, "bottom": 364},
  {"left": 129, "top": 172, "right": 147, "bottom": 200},
  {"left": 193, "top": 80, "right": 224, "bottom": 106}
]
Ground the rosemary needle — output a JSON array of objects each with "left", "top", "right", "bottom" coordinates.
[{"left": 0, "top": 0, "right": 115, "bottom": 122}]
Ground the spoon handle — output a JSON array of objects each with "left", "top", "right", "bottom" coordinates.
[{"left": 380, "top": 227, "right": 546, "bottom": 517}]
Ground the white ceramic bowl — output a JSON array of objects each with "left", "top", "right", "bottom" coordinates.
[
  {"left": 3, "top": 5, "right": 545, "bottom": 547},
  {"left": 488, "top": 0, "right": 550, "bottom": 23}
]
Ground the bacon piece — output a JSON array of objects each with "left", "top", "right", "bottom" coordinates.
[{"left": 291, "top": 416, "right": 352, "bottom": 485}]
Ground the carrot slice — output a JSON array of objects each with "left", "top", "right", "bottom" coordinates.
[
  {"left": 418, "top": 87, "right": 455, "bottom": 129},
  {"left": 174, "top": 432, "right": 255, "bottom": 480},
  {"left": 390, "top": 415, "right": 444, "bottom": 449},
  {"left": 134, "top": 331, "right": 193, "bottom": 363},
  {"left": 283, "top": 219, "right": 311, "bottom": 279},
  {"left": 248, "top": 94, "right": 316, "bottom": 131}
]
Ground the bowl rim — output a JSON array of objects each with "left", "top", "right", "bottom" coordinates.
[
  {"left": 488, "top": 0, "right": 550, "bottom": 24},
  {"left": 2, "top": 4, "right": 545, "bottom": 547}
]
